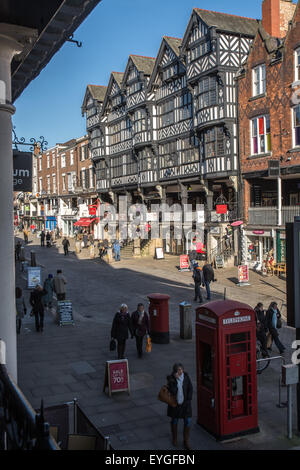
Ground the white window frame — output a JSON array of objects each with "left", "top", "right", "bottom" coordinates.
[
  {"left": 39, "top": 157, "right": 42, "bottom": 171},
  {"left": 62, "top": 173, "right": 66, "bottom": 191},
  {"left": 70, "top": 150, "right": 74, "bottom": 166},
  {"left": 61, "top": 153, "right": 66, "bottom": 168},
  {"left": 250, "top": 115, "right": 271, "bottom": 155},
  {"left": 89, "top": 166, "right": 94, "bottom": 188},
  {"left": 292, "top": 105, "right": 300, "bottom": 148},
  {"left": 52, "top": 174, "right": 56, "bottom": 193},
  {"left": 252, "top": 64, "right": 266, "bottom": 97},
  {"left": 295, "top": 48, "right": 300, "bottom": 82},
  {"left": 46, "top": 153, "right": 50, "bottom": 168},
  {"left": 52, "top": 152, "right": 56, "bottom": 167},
  {"left": 39, "top": 177, "right": 43, "bottom": 192}
]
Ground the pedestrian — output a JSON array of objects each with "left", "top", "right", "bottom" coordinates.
[
  {"left": 131, "top": 303, "right": 150, "bottom": 358},
  {"left": 265, "top": 301, "right": 285, "bottom": 354},
  {"left": 111, "top": 304, "right": 134, "bottom": 359},
  {"left": 83, "top": 231, "right": 88, "bottom": 248},
  {"left": 53, "top": 269, "right": 67, "bottom": 301},
  {"left": 254, "top": 302, "right": 269, "bottom": 357},
  {"left": 46, "top": 231, "right": 51, "bottom": 247},
  {"left": 56, "top": 226, "right": 60, "bottom": 239},
  {"left": 166, "top": 363, "right": 193, "bottom": 450},
  {"left": 30, "top": 284, "right": 47, "bottom": 332},
  {"left": 40, "top": 230, "right": 45, "bottom": 247},
  {"left": 43, "top": 274, "right": 54, "bottom": 309},
  {"left": 62, "top": 237, "right": 70, "bottom": 256},
  {"left": 113, "top": 240, "right": 121, "bottom": 261},
  {"left": 202, "top": 262, "right": 216, "bottom": 301},
  {"left": 23, "top": 228, "right": 28, "bottom": 243},
  {"left": 15, "top": 241, "right": 22, "bottom": 261},
  {"left": 16, "top": 287, "right": 27, "bottom": 334},
  {"left": 192, "top": 263, "right": 204, "bottom": 303},
  {"left": 89, "top": 233, "right": 94, "bottom": 246}
]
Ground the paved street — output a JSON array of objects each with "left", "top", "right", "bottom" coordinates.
[{"left": 15, "top": 233, "right": 300, "bottom": 450}]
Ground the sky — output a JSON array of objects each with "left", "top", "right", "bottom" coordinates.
[{"left": 13, "top": 0, "right": 262, "bottom": 149}]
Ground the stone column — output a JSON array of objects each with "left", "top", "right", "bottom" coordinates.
[{"left": 0, "top": 25, "right": 36, "bottom": 381}]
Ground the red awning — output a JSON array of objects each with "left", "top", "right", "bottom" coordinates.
[{"left": 73, "top": 218, "right": 96, "bottom": 227}]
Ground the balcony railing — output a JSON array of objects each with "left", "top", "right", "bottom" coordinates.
[
  {"left": 248, "top": 206, "right": 300, "bottom": 226},
  {"left": 0, "top": 341, "right": 59, "bottom": 450}
]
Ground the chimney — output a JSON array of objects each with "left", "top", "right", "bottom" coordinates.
[{"left": 262, "top": 0, "right": 296, "bottom": 38}]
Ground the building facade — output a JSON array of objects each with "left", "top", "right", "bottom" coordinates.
[{"left": 238, "top": 0, "right": 300, "bottom": 270}]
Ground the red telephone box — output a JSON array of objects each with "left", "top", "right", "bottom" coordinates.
[
  {"left": 196, "top": 300, "right": 259, "bottom": 440},
  {"left": 147, "top": 293, "right": 170, "bottom": 344}
]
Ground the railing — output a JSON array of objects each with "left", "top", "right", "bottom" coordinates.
[
  {"left": 248, "top": 206, "right": 300, "bottom": 225},
  {"left": 208, "top": 234, "right": 234, "bottom": 264},
  {"left": 0, "top": 341, "right": 59, "bottom": 450}
]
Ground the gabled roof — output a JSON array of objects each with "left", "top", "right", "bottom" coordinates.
[
  {"left": 129, "top": 55, "right": 156, "bottom": 76},
  {"left": 81, "top": 84, "right": 107, "bottom": 114},
  {"left": 194, "top": 8, "right": 259, "bottom": 36},
  {"left": 102, "top": 72, "right": 124, "bottom": 113},
  {"left": 181, "top": 8, "right": 259, "bottom": 51},
  {"left": 148, "top": 36, "right": 183, "bottom": 90},
  {"left": 164, "top": 36, "right": 182, "bottom": 57}
]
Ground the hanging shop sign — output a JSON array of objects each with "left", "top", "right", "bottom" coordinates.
[
  {"left": 13, "top": 150, "right": 32, "bottom": 191},
  {"left": 216, "top": 204, "right": 227, "bottom": 214}
]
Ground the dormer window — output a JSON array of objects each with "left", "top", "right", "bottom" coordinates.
[
  {"left": 189, "top": 40, "right": 211, "bottom": 62},
  {"left": 127, "top": 81, "right": 142, "bottom": 95},
  {"left": 252, "top": 64, "right": 266, "bottom": 96},
  {"left": 162, "top": 64, "right": 178, "bottom": 81}
]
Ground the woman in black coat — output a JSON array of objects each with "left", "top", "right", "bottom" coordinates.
[
  {"left": 265, "top": 301, "right": 285, "bottom": 354},
  {"left": 131, "top": 303, "right": 150, "bottom": 358},
  {"left": 111, "top": 304, "right": 134, "bottom": 359},
  {"left": 167, "top": 363, "right": 193, "bottom": 450}
]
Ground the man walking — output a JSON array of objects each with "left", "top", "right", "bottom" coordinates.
[
  {"left": 202, "top": 262, "right": 216, "bottom": 301},
  {"left": 111, "top": 304, "right": 134, "bottom": 359},
  {"left": 62, "top": 237, "right": 70, "bottom": 256},
  {"left": 30, "top": 284, "right": 47, "bottom": 332},
  {"left": 53, "top": 269, "right": 67, "bottom": 301},
  {"left": 40, "top": 230, "right": 45, "bottom": 247},
  {"left": 113, "top": 240, "right": 121, "bottom": 261},
  {"left": 192, "top": 263, "right": 204, "bottom": 303}
]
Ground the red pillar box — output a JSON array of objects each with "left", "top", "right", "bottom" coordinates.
[
  {"left": 147, "top": 293, "right": 170, "bottom": 344},
  {"left": 195, "top": 300, "right": 259, "bottom": 441}
]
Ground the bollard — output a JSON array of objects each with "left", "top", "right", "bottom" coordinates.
[
  {"left": 179, "top": 302, "right": 192, "bottom": 339},
  {"left": 30, "top": 251, "right": 36, "bottom": 267},
  {"left": 281, "top": 364, "right": 299, "bottom": 439}
]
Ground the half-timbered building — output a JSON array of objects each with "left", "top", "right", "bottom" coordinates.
[{"left": 180, "top": 9, "right": 259, "bottom": 257}]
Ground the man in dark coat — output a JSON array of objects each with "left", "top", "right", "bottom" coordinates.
[
  {"left": 30, "top": 285, "right": 47, "bottom": 332},
  {"left": 192, "top": 264, "right": 204, "bottom": 303},
  {"left": 62, "top": 237, "right": 70, "bottom": 256},
  {"left": 131, "top": 303, "right": 150, "bottom": 358},
  {"left": 167, "top": 363, "right": 193, "bottom": 450},
  {"left": 202, "top": 262, "right": 216, "bottom": 301},
  {"left": 254, "top": 302, "right": 269, "bottom": 357},
  {"left": 111, "top": 304, "right": 134, "bottom": 359},
  {"left": 40, "top": 230, "right": 45, "bottom": 247}
]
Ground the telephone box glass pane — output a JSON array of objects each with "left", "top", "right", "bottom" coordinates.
[{"left": 202, "top": 343, "right": 213, "bottom": 390}]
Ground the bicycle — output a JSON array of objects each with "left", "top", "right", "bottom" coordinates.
[{"left": 256, "top": 340, "right": 271, "bottom": 374}]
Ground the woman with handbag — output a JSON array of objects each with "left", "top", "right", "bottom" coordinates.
[
  {"left": 111, "top": 304, "right": 134, "bottom": 359},
  {"left": 166, "top": 363, "right": 193, "bottom": 450},
  {"left": 266, "top": 302, "right": 285, "bottom": 354},
  {"left": 131, "top": 303, "right": 150, "bottom": 358}
]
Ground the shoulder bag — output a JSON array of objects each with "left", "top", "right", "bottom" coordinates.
[{"left": 158, "top": 385, "right": 177, "bottom": 407}]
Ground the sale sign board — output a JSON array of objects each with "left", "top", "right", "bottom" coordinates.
[
  {"left": 180, "top": 254, "right": 190, "bottom": 271},
  {"left": 103, "top": 359, "right": 130, "bottom": 397},
  {"left": 237, "top": 265, "right": 250, "bottom": 286}
]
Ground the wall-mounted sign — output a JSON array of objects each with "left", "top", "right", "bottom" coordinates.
[
  {"left": 13, "top": 150, "right": 32, "bottom": 191},
  {"left": 252, "top": 230, "right": 265, "bottom": 235}
]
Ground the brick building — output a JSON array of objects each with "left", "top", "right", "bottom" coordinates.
[
  {"left": 27, "top": 135, "right": 97, "bottom": 237},
  {"left": 237, "top": 0, "right": 300, "bottom": 269}
]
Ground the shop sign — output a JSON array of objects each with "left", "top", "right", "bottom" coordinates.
[
  {"left": 252, "top": 230, "right": 264, "bottom": 235},
  {"left": 180, "top": 255, "right": 190, "bottom": 271},
  {"left": 216, "top": 204, "right": 227, "bottom": 214},
  {"left": 103, "top": 359, "right": 130, "bottom": 397},
  {"left": 89, "top": 205, "right": 97, "bottom": 216},
  {"left": 238, "top": 265, "right": 249, "bottom": 284},
  {"left": 197, "top": 210, "right": 205, "bottom": 224},
  {"left": 223, "top": 315, "right": 251, "bottom": 325},
  {"left": 13, "top": 150, "right": 32, "bottom": 191}
]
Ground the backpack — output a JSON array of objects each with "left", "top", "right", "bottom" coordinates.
[{"left": 193, "top": 268, "right": 202, "bottom": 283}]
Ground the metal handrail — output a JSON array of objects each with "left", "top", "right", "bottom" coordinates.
[{"left": 0, "top": 346, "right": 59, "bottom": 450}]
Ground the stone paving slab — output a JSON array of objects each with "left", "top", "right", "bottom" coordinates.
[{"left": 14, "top": 233, "right": 300, "bottom": 450}]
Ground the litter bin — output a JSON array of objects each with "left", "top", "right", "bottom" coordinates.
[
  {"left": 147, "top": 293, "right": 170, "bottom": 344},
  {"left": 179, "top": 302, "right": 192, "bottom": 339}
]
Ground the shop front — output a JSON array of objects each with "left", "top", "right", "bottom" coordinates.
[
  {"left": 61, "top": 216, "right": 77, "bottom": 237},
  {"left": 73, "top": 217, "right": 96, "bottom": 235},
  {"left": 244, "top": 229, "right": 274, "bottom": 271},
  {"left": 45, "top": 216, "right": 56, "bottom": 231}
]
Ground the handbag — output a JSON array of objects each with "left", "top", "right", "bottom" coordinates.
[
  {"left": 146, "top": 336, "right": 152, "bottom": 353},
  {"left": 158, "top": 385, "right": 177, "bottom": 407},
  {"left": 266, "top": 331, "right": 272, "bottom": 348},
  {"left": 109, "top": 338, "right": 116, "bottom": 351}
]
